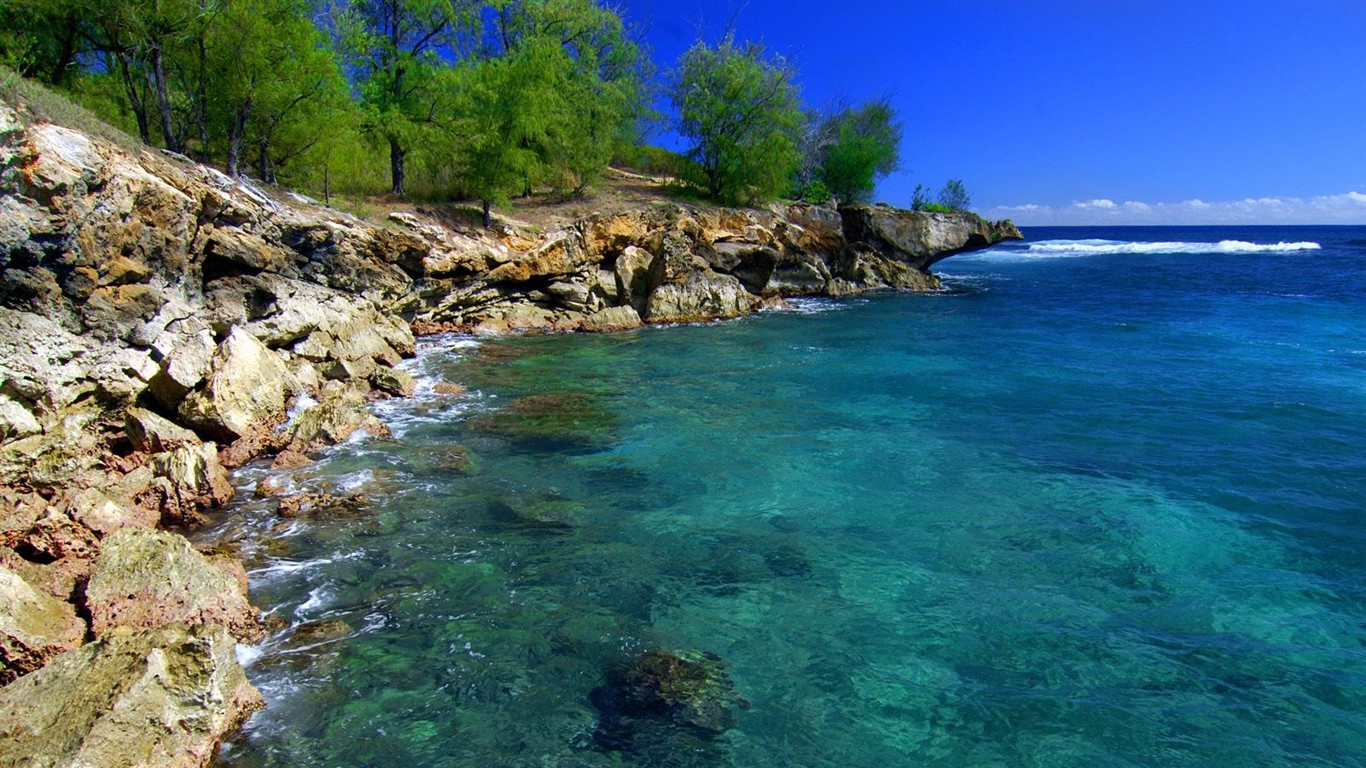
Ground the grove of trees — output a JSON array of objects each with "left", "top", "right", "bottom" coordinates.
[{"left": 1, "top": 1, "right": 965, "bottom": 216}]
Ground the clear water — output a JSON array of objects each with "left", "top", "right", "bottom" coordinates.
[{"left": 212, "top": 225, "right": 1366, "bottom": 768}]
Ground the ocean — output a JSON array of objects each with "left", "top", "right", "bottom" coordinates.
[{"left": 211, "top": 225, "right": 1366, "bottom": 767}]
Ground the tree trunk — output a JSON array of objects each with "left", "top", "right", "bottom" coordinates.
[
  {"left": 482, "top": 199, "right": 492, "bottom": 229},
  {"left": 389, "top": 137, "right": 406, "bottom": 196},
  {"left": 258, "top": 139, "right": 273, "bottom": 183},
  {"left": 323, "top": 162, "right": 331, "bottom": 205},
  {"left": 150, "top": 44, "right": 180, "bottom": 154},
  {"left": 195, "top": 37, "right": 209, "bottom": 160},
  {"left": 226, "top": 98, "right": 252, "bottom": 178},
  {"left": 114, "top": 52, "right": 151, "bottom": 145}
]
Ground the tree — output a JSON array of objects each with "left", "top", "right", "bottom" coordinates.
[
  {"left": 816, "top": 97, "right": 901, "bottom": 204},
  {"left": 670, "top": 35, "right": 802, "bottom": 204},
  {"left": 938, "top": 179, "right": 971, "bottom": 211},
  {"left": 335, "top": 0, "right": 473, "bottom": 196},
  {"left": 478, "top": 0, "right": 649, "bottom": 197},
  {"left": 443, "top": 55, "right": 538, "bottom": 226},
  {"left": 203, "top": 0, "right": 347, "bottom": 179}
]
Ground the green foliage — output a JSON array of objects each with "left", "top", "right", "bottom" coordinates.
[
  {"left": 0, "top": 64, "right": 140, "bottom": 151},
  {"left": 612, "top": 144, "right": 690, "bottom": 179},
  {"left": 335, "top": 0, "right": 475, "bottom": 195},
  {"left": 792, "top": 179, "right": 831, "bottom": 204},
  {"left": 815, "top": 98, "right": 901, "bottom": 204},
  {"left": 911, "top": 183, "right": 931, "bottom": 211},
  {"left": 937, "top": 179, "right": 971, "bottom": 211},
  {"left": 670, "top": 35, "right": 802, "bottom": 205}
]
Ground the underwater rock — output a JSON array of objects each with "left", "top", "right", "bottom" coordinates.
[
  {"left": 469, "top": 391, "right": 617, "bottom": 449},
  {"left": 590, "top": 648, "right": 747, "bottom": 758},
  {"left": 276, "top": 491, "right": 371, "bottom": 521}
]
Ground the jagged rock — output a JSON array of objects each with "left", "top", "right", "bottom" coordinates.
[
  {"left": 646, "top": 271, "right": 756, "bottom": 323},
  {"left": 614, "top": 245, "right": 659, "bottom": 312},
  {"left": 287, "top": 383, "right": 375, "bottom": 448},
  {"left": 179, "top": 327, "right": 299, "bottom": 442},
  {"left": 0, "top": 394, "right": 39, "bottom": 442},
  {"left": 147, "top": 327, "right": 217, "bottom": 408},
  {"left": 145, "top": 442, "right": 234, "bottom": 526},
  {"left": 4, "top": 509, "right": 100, "bottom": 566},
  {"left": 432, "top": 382, "right": 466, "bottom": 396},
  {"left": 840, "top": 204, "right": 1023, "bottom": 272},
  {"left": 582, "top": 305, "right": 643, "bottom": 332},
  {"left": 485, "top": 230, "right": 592, "bottom": 283},
  {"left": 125, "top": 406, "right": 201, "bottom": 453},
  {"left": 63, "top": 487, "right": 157, "bottom": 538},
  {"left": 270, "top": 448, "right": 313, "bottom": 470},
  {"left": 0, "top": 623, "right": 263, "bottom": 768},
  {"left": 372, "top": 365, "right": 416, "bottom": 397},
  {"left": 84, "top": 527, "right": 261, "bottom": 642},
  {"left": 0, "top": 564, "right": 85, "bottom": 684}
]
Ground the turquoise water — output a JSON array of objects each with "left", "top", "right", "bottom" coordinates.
[{"left": 213, "top": 226, "right": 1366, "bottom": 767}]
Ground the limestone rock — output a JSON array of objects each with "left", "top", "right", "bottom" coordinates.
[
  {"left": 287, "top": 383, "right": 375, "bottom": 449},
  {"left": 146, "top": 442, "right": 235, "bottom": 525},
  {"left": 179, "top": 327, "right": 299, "bottom": 442},
  {"left": 0, "top": 564, "right": 85, "bottom": 684},
  {"left": 646, "top": 271, "right": 756, "bottom": 323},
  {"left": 84, "top": 527, "right": 261, "bottom": 642},
  {"left": 614, "top": 245, "right": 659, "bottom": 313},
  {"left": 147, "top": 328, "right": 217, "bottom": 408},
  {"left": 63, "top": 488, "right": 157, "bottom": 538},
  {"left": 0, "top": 395, "right": 40, "bottom": 442},
  {"left": 0, "top": 623, "right": 263, "bottom": 768},
  {"left": 372, "top": 366, "right": 416, "bottom": 397},
  {"left": 582, "top": 306, "right": 643, "bottom": 333},
  {"left": 125, "top": 407, "right": 201, "bottom": 453},
  {"left": 839, "top": 205, "right": 1022, "bottom": 272}
]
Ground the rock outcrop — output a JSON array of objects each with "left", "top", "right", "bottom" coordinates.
[{"left": 409, "top": 203, "right": 1020, "bottom": 333}]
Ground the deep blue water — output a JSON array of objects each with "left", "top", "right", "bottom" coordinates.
[{"left": 213, "top": 225, "right": 1366, "bottom": 767}]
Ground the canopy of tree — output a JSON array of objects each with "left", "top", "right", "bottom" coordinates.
[{"left": 669, "top": 35, "right": 801, "bottom": 206}]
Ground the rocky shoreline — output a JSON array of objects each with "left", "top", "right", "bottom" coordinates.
[{"left": 0, "top": 92, "right": 1018, "bottom": 765}]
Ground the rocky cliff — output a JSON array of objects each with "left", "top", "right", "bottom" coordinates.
[{"left": 0, "top": 91, "right": 1018, "bottom": 764}]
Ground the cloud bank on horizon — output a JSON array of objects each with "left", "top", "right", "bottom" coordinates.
[{"left": 985, "top": 192, "right": 1366, "bottom": 226}]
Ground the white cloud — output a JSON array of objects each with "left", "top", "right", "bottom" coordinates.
[
  {"left": 1073, "top": 198, "right": 1116, "bottom": 210},
  {"left": 983, "top": 191, "right": 1366, "bottom": 225}
]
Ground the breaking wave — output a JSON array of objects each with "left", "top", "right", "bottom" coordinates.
[{"left": 1024, "top": 239, "right": 1321, "bottom": 257}]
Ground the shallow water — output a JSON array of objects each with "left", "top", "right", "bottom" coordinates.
[{"left": 213, "top": 225, "right": 1366, "bottom": 767}]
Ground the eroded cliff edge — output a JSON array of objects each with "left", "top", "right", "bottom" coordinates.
[{"left": 0, "top": 94, "right": 1018, "bottom": 765}]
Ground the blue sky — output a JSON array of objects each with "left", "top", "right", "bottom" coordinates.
[{"left": 615, "top": 0, "right": 1366, "bottom": 225}]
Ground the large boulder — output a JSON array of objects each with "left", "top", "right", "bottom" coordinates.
[
  {"left": 178, "top": 327, "right": 299, "bottom": 442},
  {"left": 645, "top": 271, "right": 756, "bottom": 323},
  {"left": 287, "top": 383, "right": 385, "bottom": 449},
  {"left": 839, "top": 205, "right": 1022, "bottom": 272},
  {"left": 84, "top": 527, "right": 261, "bottom": 642},
  {"left": 0, "top": 623, "right": 263, "bottom": 768},
  {"left": 0, "top": 564, "right": 86, "bottom": 684},
  {"left": 144, "top": 442, "right": 235, "bottom": 526}
]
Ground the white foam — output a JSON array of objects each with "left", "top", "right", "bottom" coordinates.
[
  {"left": 783, "top": 297, "right": 852, "bottom": 314},
  {"left": 236, "top": 643, "right": 265, "bottom": 668},
  {"left": 294, "top": 583, "right": 333, "bottom": 619},
  {"left": 1024, "top": 239, "right": 1321, "bottom": 257}
]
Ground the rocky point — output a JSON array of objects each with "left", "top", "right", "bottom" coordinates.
[{"left": 0, "top": 89, "right": 1018, "bottom": 766}]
